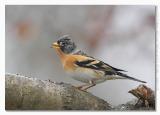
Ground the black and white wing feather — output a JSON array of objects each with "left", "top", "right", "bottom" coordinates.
[{"left": 75, "top": 57, "right": 146, "bottom": 83}]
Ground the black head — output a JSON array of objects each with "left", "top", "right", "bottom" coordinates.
[{"left": 56, "top": 35, "right": 76, "bottom": 54}]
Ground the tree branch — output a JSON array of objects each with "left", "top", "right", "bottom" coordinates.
[
  {"left": 5, "top": 73, "right": 111, "bottom": 110},
  {"left": 5, "top": 73, "right": 155, "bottom": 110}
]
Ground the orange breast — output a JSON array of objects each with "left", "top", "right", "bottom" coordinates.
[
  {"left": 63, "top": 56, "right": 77, "bottom": 71},
  {"left": 63, "top": 55, "right": 90, "bottom": 72}
]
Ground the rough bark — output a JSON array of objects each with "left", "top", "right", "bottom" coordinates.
[
  {"left": 5, "top": 73, "right": 111, "bottom": 110},
  {"left": 5, "top": 73, "right": 155, "bottom": 111}
]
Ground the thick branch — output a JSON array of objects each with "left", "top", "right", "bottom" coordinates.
[
  {"left": 5, "top": 73, "right": 155, "bottom": 110},
  {"left": 5, "top": 73, "right": 111, "bottom": 110}
]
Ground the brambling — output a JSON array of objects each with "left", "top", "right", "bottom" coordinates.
[{"left": 51, "top": 35, "right": 146, "bottom": 91}]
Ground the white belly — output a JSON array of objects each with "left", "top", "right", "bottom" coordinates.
[{"left": 66, "top": 67, "right": 106, "bottom": 84}]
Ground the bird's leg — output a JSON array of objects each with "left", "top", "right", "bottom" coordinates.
[
  {"left": 82, "top": 84, "right": 96, "bottom": 91},
  {"left": 81, "top": 81, "right": 96, "bottom": 91},
  {"left": 74, "top": 84, "right": 90, "bottom": 90}
]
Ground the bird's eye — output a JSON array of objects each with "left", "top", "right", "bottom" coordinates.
[{"left": 60, "top": 42, "right": 65, "bottom": 46}]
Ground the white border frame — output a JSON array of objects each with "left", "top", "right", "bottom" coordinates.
[{"left": 1, "top": 0, "right": 160, "bottom": 114}]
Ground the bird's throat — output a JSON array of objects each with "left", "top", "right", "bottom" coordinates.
[{"left": 54, "top": 48, "right": 67, "bottom": 63}]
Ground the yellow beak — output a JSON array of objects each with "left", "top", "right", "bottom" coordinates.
[{"left": 51, "top": 42, "right": 60, "bottom": 48}]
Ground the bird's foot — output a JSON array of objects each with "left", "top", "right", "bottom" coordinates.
[
  {"left": 73, "top": 83, "right": 96, "bottom": 92},
  {"left": 73, "top": 85, "right": 89, "bottom": 92}
]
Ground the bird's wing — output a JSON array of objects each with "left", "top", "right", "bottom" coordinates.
[
  {"left": 74, "top": 56, "right": 126, "bottom": 73},
  {"left": 74, "top": 55, "right": 146, "bottom": 83},
  {"left": 75, "top": 57, "right": 124, "bottom": 75},
  {"left": 74, "top": 50, "right": 126, "bottom": 72}
]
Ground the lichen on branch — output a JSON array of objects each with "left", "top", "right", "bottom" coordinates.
[{"left": 5, "top": 73, "right": 111, "bottom": 110}]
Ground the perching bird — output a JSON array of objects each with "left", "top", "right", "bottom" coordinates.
[{"left": 51, "top": 35, "right": 146, "bottom": 91}]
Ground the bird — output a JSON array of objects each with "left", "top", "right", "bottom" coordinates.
[{"left": 51, "top": 35, "right": 146, "bottom": 91}]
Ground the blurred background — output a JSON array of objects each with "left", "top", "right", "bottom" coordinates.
[{"left": 5, "top": 5, "right": 155, "bottom": 106}]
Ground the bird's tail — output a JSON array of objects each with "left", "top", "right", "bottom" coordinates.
[{"left": 116, "top": 72, "right": 146, "bottom": 83}]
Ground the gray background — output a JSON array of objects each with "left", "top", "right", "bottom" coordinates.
[{"left": 6, "top": 5, "right": 155, "bottom": 106}]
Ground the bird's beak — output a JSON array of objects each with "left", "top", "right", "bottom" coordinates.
[{"left": 51, "top": 42, "right": 60, "bottom": 48}]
